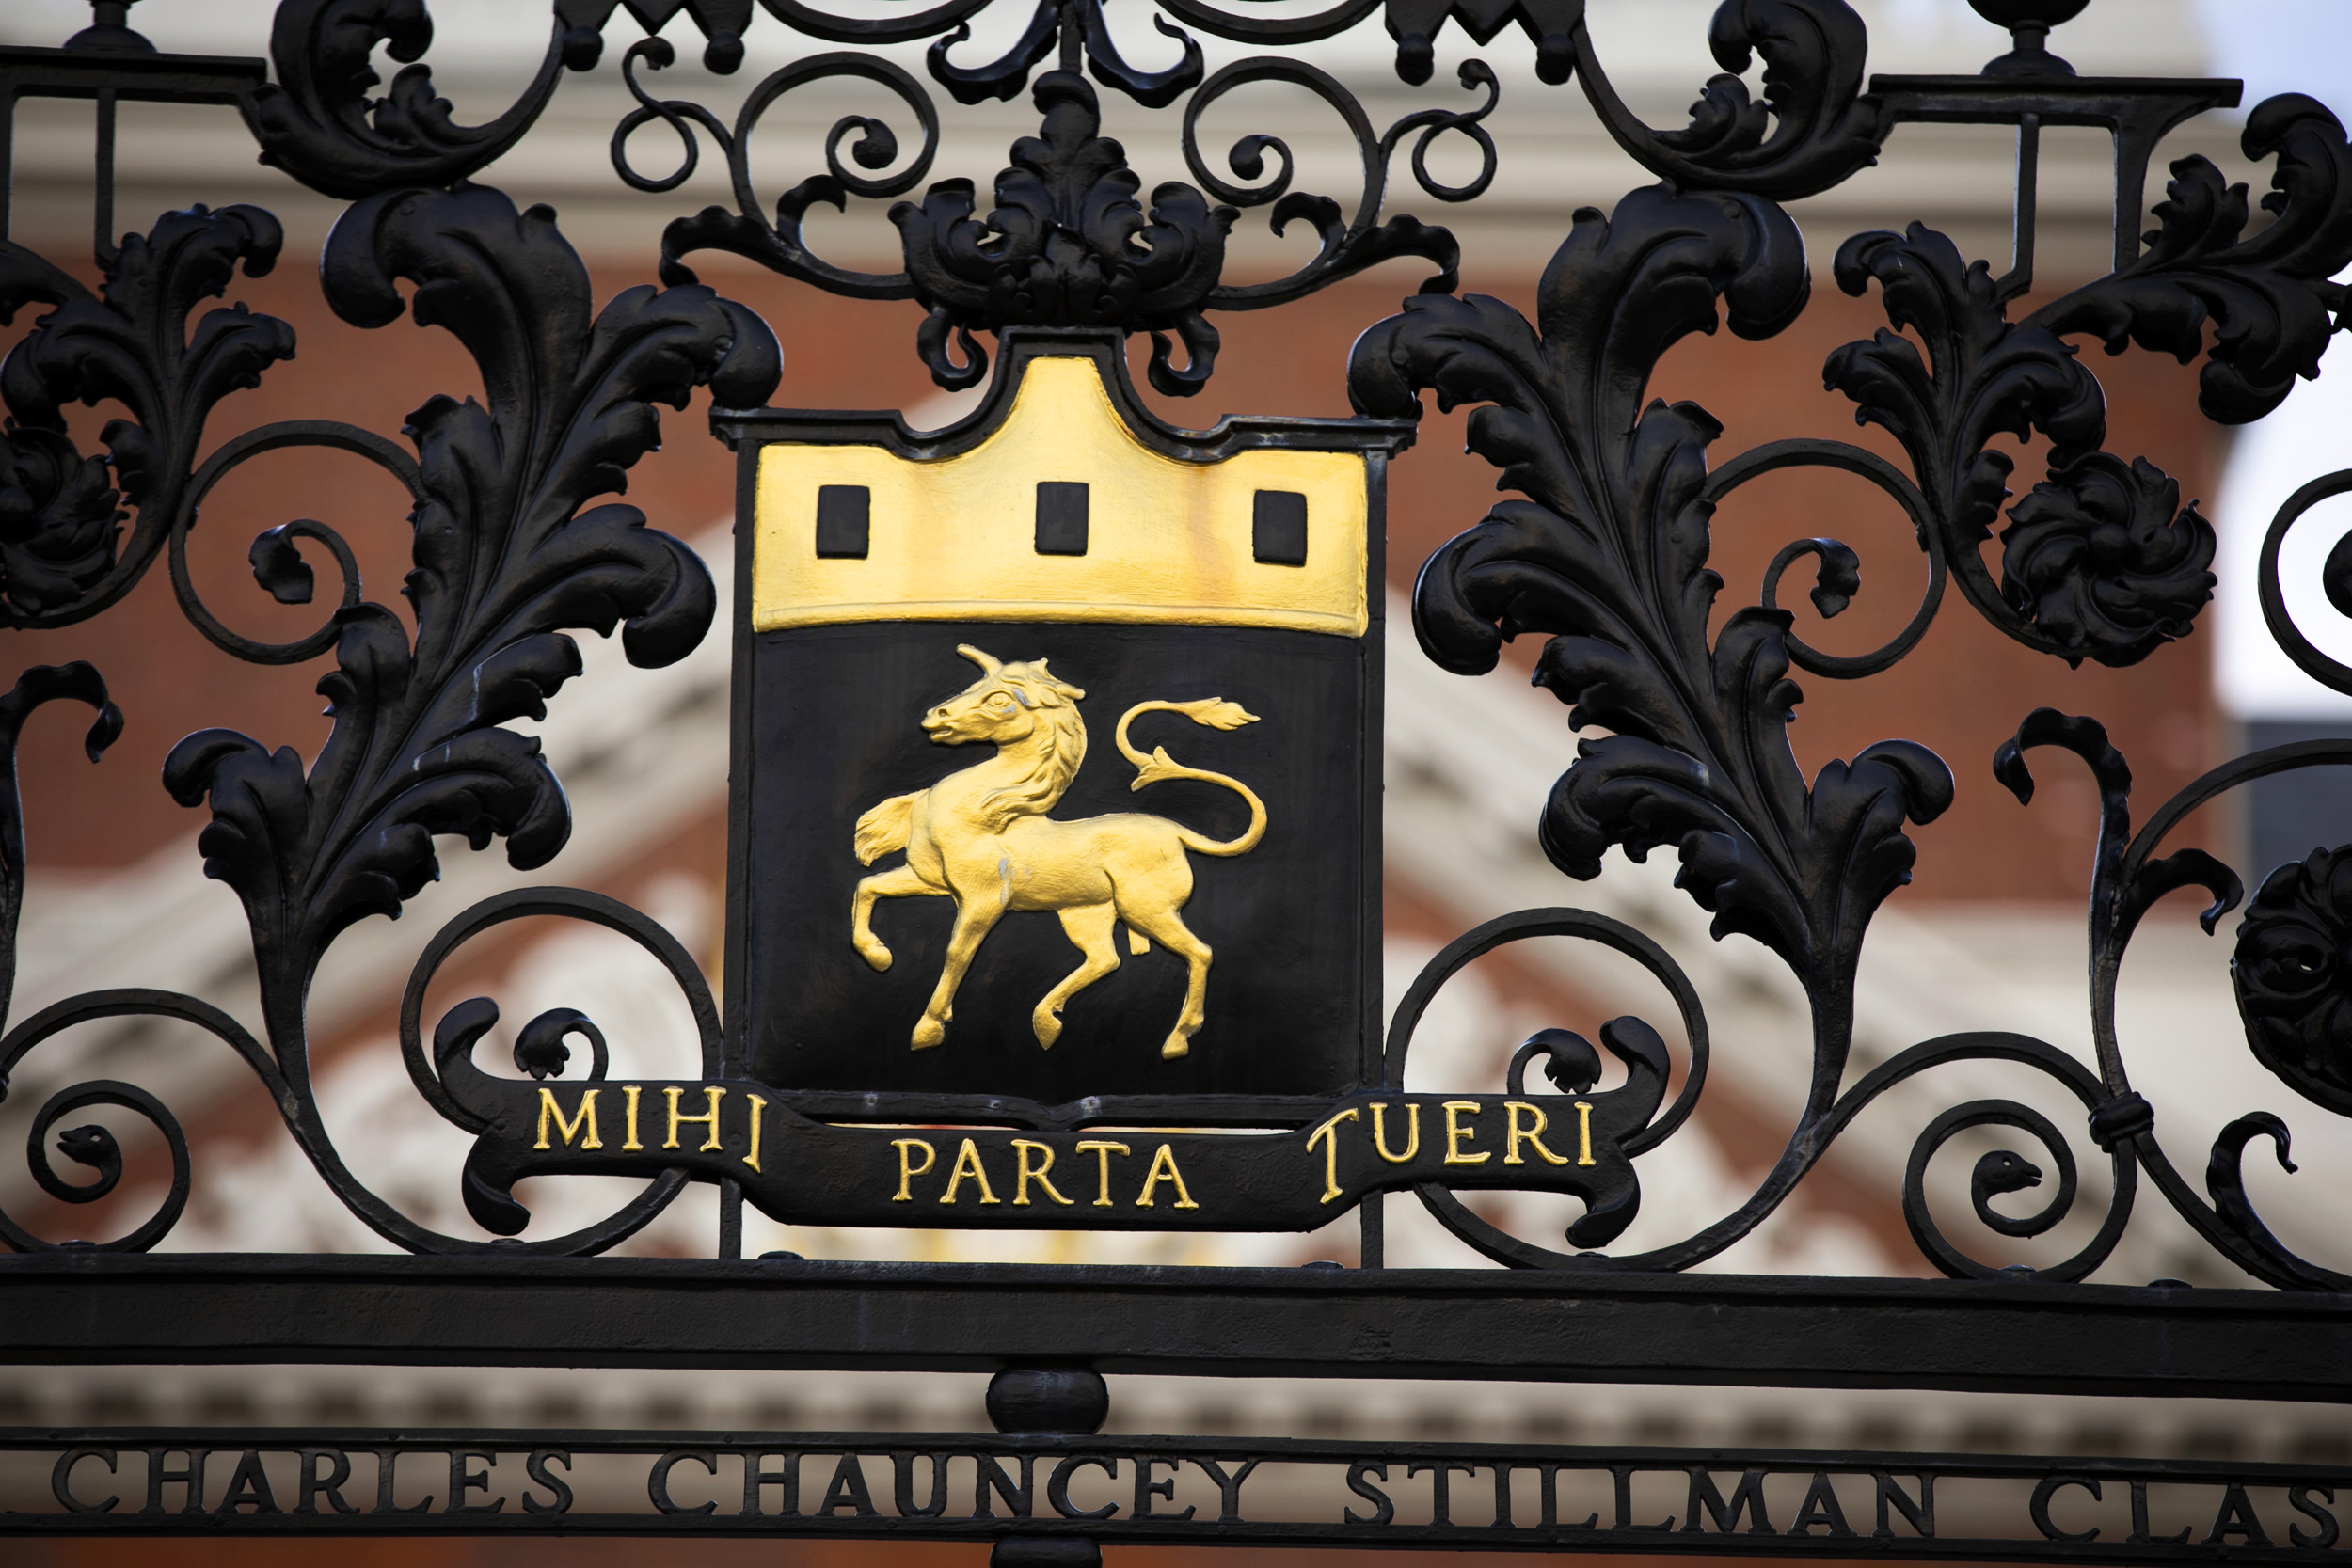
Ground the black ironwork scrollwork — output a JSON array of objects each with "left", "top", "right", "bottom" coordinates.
[
  {"left": 121, "top": 182, "right": 776, "bottom": 1253},
  {"left": 243, "top": 0, "right": 577, "bottom": 198},
  {"left": 1565, "top": 0, "right": 1887, "bottom": 198},
  {"left": 659, "top": 41, "right": 1491, "bottom": 394},
  {"left": 6, "top": 0, "right": 2352, "bottom": 1291},
  {"left": 398, "top": 886, "right": 722, "bottom": 1245},
  {"left": 648, "top": 45, "right": 944, "bottom": 299},
  {"left": 1184, "top": 56, "right": 1494, "bottom": 311},
  {"left": 1383, "top": 908, "right": 1706, "bottom": 1261},
  {"left": 1812, "top": 96, "right": 2352, "bottom": 671},
  {"left": 2027, "top": 95, "right": 2352, "bottom": 425},
  {"left": 0, "top": 20, "right": 778, "bottom": 1250},
  {"left": 1991, "top": 708, "right": 2352, "bottom": 1291},
  {"left": 0, "top": 207, "right": 294, "bottom": 627}
]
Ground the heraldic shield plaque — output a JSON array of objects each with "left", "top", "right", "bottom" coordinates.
[
  {"left": 450, "top": 328, "right": 1672, "bottom": 1239},
  {"left": 725, "top": 331, "right": 1400, "bottom": 1125}
]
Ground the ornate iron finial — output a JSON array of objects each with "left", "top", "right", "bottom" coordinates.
[
  {"left": 63, "top": 0, "right": 153, "bottom": 54},
  {"left": 1969, "top": 0, "right": 2090, "bottom": 77}
]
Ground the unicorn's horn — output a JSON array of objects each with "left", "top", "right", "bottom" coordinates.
[{"left": 954, "top": 644, "right": 1002, "bottom": 675}]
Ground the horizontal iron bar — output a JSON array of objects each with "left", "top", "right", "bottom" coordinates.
[
  {"left": 0, "top": 46, "right": 269, "bottom": 102},
  {"left": 1, "top": 1257, "right": 2346, "bottom": 1400},
  {"left": 6, "top": 1428, "right": 2348, "bottom": 1559}
]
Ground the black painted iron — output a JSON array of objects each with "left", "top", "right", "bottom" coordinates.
[
  {"left": 14, "top": 1423, "right": 2352, "bottom": 1556},
  {"left": 1, "top": 0, "right": 2351, "bottom": 1549}
]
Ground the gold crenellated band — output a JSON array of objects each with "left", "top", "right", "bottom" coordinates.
[{"left": 751, "top": 356, "right": 1370, "bottom": 636}]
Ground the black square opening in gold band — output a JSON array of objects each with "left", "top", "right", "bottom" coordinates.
[
  {"left": 1253, "top": 489, "right": 1309, "bottom": 566},
  {"left": 1035, "top": 481, "right": 1089, "bottom": 556},
  {"left": 815, "top": 484, "right": 871, "bottom": 559}
]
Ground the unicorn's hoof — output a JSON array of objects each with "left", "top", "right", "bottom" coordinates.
[
  {"left": 1032, "top": 1008, "right": 1062, "bottom": 1049},
  {"left": 912, "top": 1016, "right": 946, "bottom": 1051},
  {"left": 1160, "top": 1037, "right": 1190, "bottom": 1061},
  {"left": 855, "top": 938, "right": 894, "bottom": 973}
]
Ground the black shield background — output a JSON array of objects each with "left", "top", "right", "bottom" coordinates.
[{"left": 741, "top": 618, "right": 1374, "bottom": 1106}]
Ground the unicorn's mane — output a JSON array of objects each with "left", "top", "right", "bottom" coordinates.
[{"left": 976, "top": 660, "right": 1087, "bottom": 830}]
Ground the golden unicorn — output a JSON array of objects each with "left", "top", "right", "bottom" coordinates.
[{"left": 850, "top": 645, "right": 1267, "bottom": 1060}]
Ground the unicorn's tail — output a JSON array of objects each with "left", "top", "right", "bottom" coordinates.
[{"left": 1114, "top": 699, "right": 1268, "bottom": 857}]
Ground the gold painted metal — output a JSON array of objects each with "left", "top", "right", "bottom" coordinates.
[
  {"left": 1442, "top": 1100, "right": 1491, "bottom": 1164},
  {"left": 1011, "top": 1139, "right": 1075, "bottom": 1207},
  {"left": 942, "top": 1137, "right": 1001, "bottom": 1204},
  {"left": 1074, "top": 1140, "right": 1129, "bottom": 1206},
  {"left": 850, "top": 645, "right": 1268, "bottom": 1061},
  {"left": 663, "top": 1085, "right": 725, "bottom": 1151},
  {"left": 1307, "top": 1107, "right": 1359, "bottom": 1203},
  {"left": 891, "top": 1137, "right": 936, "bottom": 1200},
  {"left": 743, "top": 1093, "right": 767, "bottom": 1173},
  {"left": 1136, "top": 1143, "right": 1199, "bottom": 1209},
  {"left": 1504, "top": 1100, "right": 1570, "bottom": 1166},
  {"left": 534, "top": 1087, "right": 602, "bottom": 1151},
  {"left": 1372, "top": 1100, "right": 1419, "bottom": 1163},
  {"left": 753, "top": 356, "right": 1370, "bottom": 636}
]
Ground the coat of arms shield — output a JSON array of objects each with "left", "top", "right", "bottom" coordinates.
[{"left": 720, "top": 330, "right": 1406, "bottom": 1126}]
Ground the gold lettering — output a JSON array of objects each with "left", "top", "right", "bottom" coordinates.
[
  {"left": 533, "top": 1087, "right": 601, "bottom": 1151},
  {"left": 942, "top": 1138, "right": 1000, "bottom": 1205},
  {"left": 1073, "top": 1140, "right": 1130, "bottom": 1207},
  {"left": 1371, "top": 1101, "right": 1420, "bottom": 1164},
  {"left": 743, "top": 1094, "right": 767, "bottom": 1174},
  {"left": 1306, "top": 1108, "right": 1359, "bottom": 1202},
  {"left": 622, "top": 1085, "right": 643, "bottom": 1150},
  {"left": 1575, "top": 1101, "right": 1596, "bottom": 1166},
  {"left": 1011, "top": 1140, "right": 1074, "bottom": 1207},
  {"left": 891, "top": 1137, "right": 936, "bottom": 1201},
  {"left": 664, "top": 1085, "right": 725, "bottom": 1152},
  {"left": 1504, "top": 1101, "right": 1568, "bottom": 1166},
  {"left": 1442, "top": 1101, "right": 1489, "bottom": 1165},
  {"left": 1136, "top": 1143, "right": 1198, "bottom": 1209}
]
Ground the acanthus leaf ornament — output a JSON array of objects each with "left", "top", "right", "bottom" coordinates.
[
  {"left": 1348, "top": 186, "right": 2026, "bottom": 1274},
  {"left": 0, "top": 208, "right": 294, "bottom": 626},
  {"left": 2028, "top": 94, "right": 2352, "bottom": 425},
  {"left": 1353, "top": 185, "right": 1951, "bottom": 990},
  {"left": 928, "top": 0, "right": 1204, "bottom": 108},
  {"left": 135, "top": 183, "right": 775, "bottom": 1254},
  {"left": 167, "top": 183, "right": 776, "bottom": 981},
  {"left": 1996, "top": 452, "right": 2216, "bottom": 666},
  {"left": 1565, "top": 0, "right": 1887, "bottom": 199},
  {"left": 242, "top": 0, "right": 579, "bottom": 199},
  {"left": 1825, "top": 224, "right": 2218, "bottom": 668}
]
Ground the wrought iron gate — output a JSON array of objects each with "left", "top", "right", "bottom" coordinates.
[{"left": 2, "top": 0, "right": 2351, "bottom": 1556}]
